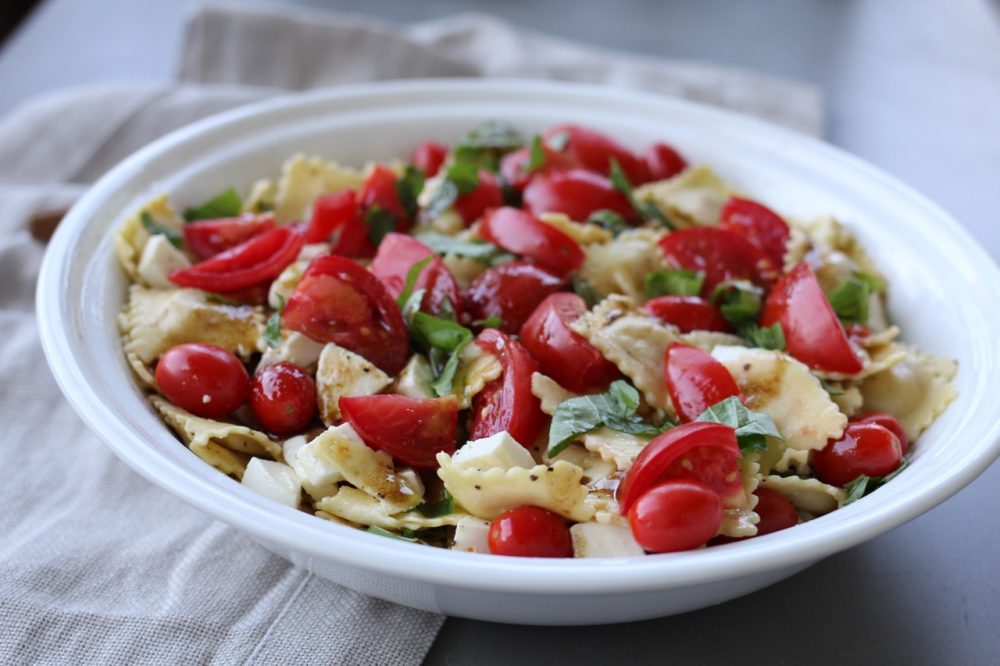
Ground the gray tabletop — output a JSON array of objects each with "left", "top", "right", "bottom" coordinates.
[{"left": 3, "top": 0, "right": 999, "bottom": 663}]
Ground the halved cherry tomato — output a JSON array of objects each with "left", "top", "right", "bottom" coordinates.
[
  {"left": 499, "top": 143, "right": 578, "bottom": 191},
  {"left": 645, "top": 296, "right": 729, "bottom": 333},
  {"left": 658, "top": 227, "right": 777, "bottom": 296},
  {"left": 854, "top": 412, "right": 909, "bottom": 454},
  {"left": 617, "top": 421, "right": 742, "bottom": 513},
  {"left": 304, "top": 190, "right": 374, "bottom": 258},
  {"left": 488, "top": 506, "right": 573, "bottom": 558},
  {"left": 360, "top": 164, "right": 411, "bottom": 232},
  {"left": 760, "top": 262, "right": 864, "bottom": 374},
  {"left": 709, "top": 487, "right": 798, "bottom": 545},
  {"left": 628, "top": 480, "right": 723, "bottom": 553},
  {"left": 453, "top": 171, "right": 504, "bottom": 225},
  {"left": 523, "top": 169, "right": 635, "bottom": 223},
  {"left": 810, "top": 422, "right": 903, "bottom": 487},
  {"left": 183, "top": 213, "right": 275, "bottom": 260},
  {"left": 369, "top": 232, "right": 461, "bottom": 317},
  {"left": 339, "top": 394, "right": 458, "bottom": 469},
  {"left": 462, "top": 261, "right": 567, "bottom": 333},
  {"left": 519, "top": 292, "right": 620, "bottom": 393},
  {"left": 642, "top": 143, "right": 688, "bottom": 182},
  {"left": 282, "top": 255, "right": 409, "bottom": 375},
  {"left": 471, "top": 329, "right": 547, "bottom": 448},
  {"left": 169, "top": 226, "right": 304, "bottom": 293},
  {"left": 155, "top": 343, "right": 249, "bottom": 419},
  {"left": 478, "top": 207, "right": 585, "bottom": 276},
  {"left": 543, "top": 125, "right": 649, "bottom": 184},
  {"left": 251, "top": 362, "right": 317, "bottom": 435},
  {"left": 410, "top": 140, "right": 448, "bottom": 178},
  {"left": 719, "top": 197, "right": 791, "bottom": 267},
  {"left": 664, "top": 343, "right": 743, "bottom": 422}
]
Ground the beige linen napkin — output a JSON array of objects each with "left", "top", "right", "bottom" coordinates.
[{"left": 0, "top": 4, "right": 822, "bottom": 665}]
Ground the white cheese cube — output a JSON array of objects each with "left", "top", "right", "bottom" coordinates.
[
  {"left": 570, "top": 522, "right": 645, "bottom": 558},
  {"left": 291, "top": 438, "right": 345, "bottom": 500},
  {"left": 258, "top": 331, "right": 325, "bottom": 372},
  {"left": 451, "top": 516, "right": 492, "bottom": 554},
  {"left": 451, "top": 431, "right": 536, "bottom": 471},
  {"left": 242, "top": 458, "right": 301, "bottom": 508},
  {"left": 282, "top": 435, "right": 309, "bottom": 465},
  {"left": 137, "top": 234, "right": 190, "bottom": 289},
  {"left": 315, "top": 343, "right": 392, "bottom": 423},
  {"left": 393, "top": 354, "right": 435, "bottom": 399}
]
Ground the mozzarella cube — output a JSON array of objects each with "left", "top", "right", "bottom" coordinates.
[
  {"left": 393, "top": 354, "right": 435, "bottom": 399},
  {"left": 242, "top": 458, "right": 301, "bottom": 508},
  {"left": 290, "top": 437, "right": 345, "bottom": 500},
  {"left": 315, "top": 343, "right": 392, "bottom": 423},
  {"left": 259, "top": 332, "right": 325, "bottom": 372},
  {"left": 451, "top": 516, "right": 491, "bottom": 554},
  {"left": 570, "top": 522, "right": 645, "bottom": 558},
  {"left": 137, "top": 234, "right": 190, "bottom": 288},
  {"left": 451, "top": 431, "right": 536, "bottom": 471}
]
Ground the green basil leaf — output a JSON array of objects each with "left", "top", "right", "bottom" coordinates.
[
  {"left": 572, "top": 278, "right": 602, "bottom": 309},
  {"left": 710, "top": 279, "right": 763, "bottom": 329},
  {"left": 741, "top": 322, "right": 786, "bottom": 350},
  {"left": 416, "top": 490, "right": 455, "bottom": 517},
  {"left": 524, "top": 135, "right": 547, "bottom": 173},
  {"left": 396, "top": 257, "right": 434, "bottom": 308},
  {"left": 841, "top": 475, "right": 871, "bottom": 506},
  {"left": 461, "top": 121, "right": 525, "bottom": 151},
  {"left": 396, "top": 165, "right": 426, "bottom": 220},
  {"left": 253, "top": 200, "right": 274, "bottom": 213},
  {"left": 366, "top": 526, "right": 420, "bottom": 543},
  {"left": 854, "top": 270, "right": 886, "bottom": 294},
  {"left": 263, "top": 295, "right": 285, "bottom": 349},
  {"left": 364, "top": 205, "right": 397, "bottom": 245},
  {"left": 585, "top": 209, "right": 629, "bottom": 237},
  {"left": 696, "top": 395, "right": 782, "bottom": 453},
  {"left": 414, "top": 233, "right": 509, "bottom": 264},
  {"left": 819, "top": 379, "right": 846, "bottom": 397},
  {"left": 444, "top": 161, "right": 480, "bottom": 194},
  {"left": 645, "top": 268, "right": 705, "bottom": 298},
  {"left": 410, "top": 312, "right": 473, "bottom": 352},
  {"left": 430, "top": 344, "right": 466, "bottom": 398},
  {"left": 140, "top": 211, "right": 183, "bottom": 249},
  {"left": 548, "top": 380, "right": 660, "bottom": 457},
  {"left": 826, "top": 275, "right": 872, "bottom": 324},
  {"left": 183, "top": 188, "right": 243, "bottom": 221},
  {"left": 472, "top": 315, "right": 503, "bottom": 329},
  {"left": 879, "top": 457, "right": 909, "bottom": 484},
  {"left": 609, "top": 158, "right": 675, "bottom": 229},
  {"left": 547, "top": 130, "right": 571, "bottom": 151},
  {"left": 400, "top": 288, "right": 427, "bottom": 324}
]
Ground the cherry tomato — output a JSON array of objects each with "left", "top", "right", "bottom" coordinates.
[
  {"left": 846, "top": 323, "right": 871, "bottom": 341},
  {"left": 664, "top": 343, "right": 743, "bottom": 422},
  {"left": 488, "top": 506, "right": 573, "bottom": 558},
  {"left": 183, "top": 213, "right": 276, "bottom": 260},
  {"left": 519, "top": 292, "right": 620, "bottom": 393},
  {"left": 499, "top": 143, "right": 579, "bottom": 191},
  {"left": 250, "top": 362, "right": 317, "bottom": 435},
  {"left": 478, "top": 207, "right": 585, "bottom": 276},
  {"left": 304, "top": 190, "right": 374, "bottom": 257},
  {"left": 760, "top": 262, "right": 863, "bottom": 374},
  {"left": 282, "top": 255, "right": 409, "bottom": 375},
  {"left": 719, "top": 197, "right": 791, "bottom": 267},
  {"left": 410, "top": 140, "right": 448, "bottom": 178},
  {"left": 369, "top": 232, "right": 461, "bottom": 317},
  {"left": 470, "top": 329, "right": 547, "bottom": 448},
  {"left": 155, "top": 343, "right": 250, "bottom": 419},
  {"left": 170, "top": 226, "right": 304, "bottom": 293},
  {"left": 645, "top": 296, "right": 729, "bottom": 333},
  {"left": 462, "top": 261, "right": 567, "bottom": 333},
  {"left": 453, "top": 171, "right": 504, "bottom": 225},
  {"left": 628, "top": 480, "right": 723, "bottom": 553},
  {"left": 523, "top": 169, "right": 635, "bottom": 223},
  {"left": 543, "top": 124, "right": 649, "bottom": 184},
  {"left": 360, "top": 164, "right": 411, "bottom": 231},
  {"left": 658, "top": 227, "right": 777, "bottom": 296},
  {"left": 810, "top": 422, "right": 903, "bottom": 487},
  {"left": 708, "top": 487, "right": 798, "bottom": 545},
  {"left": 339, "top": 395, "right": 458, "bottom": 469},
  {"left": 617, "top": 421, "right": 742, "bottom": 513},
  {"left": 854, "top": 412, "right": 909, "bottom": 454},
  {"left": 642, "top": 142, "right": 688, "bottom": 182}
]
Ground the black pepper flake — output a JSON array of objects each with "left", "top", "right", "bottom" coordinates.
[
  {"left": 529, "top": 474, "right": 538, "bottom": 481},
  {"left": 743, "top": 363, "right": 751, "bottom": 371},
  {"left": 474, "top": 484, "right": 481, "bottom": 490},
  {"left": 363, "top": 367, "right": 370, "bottom": 373}
]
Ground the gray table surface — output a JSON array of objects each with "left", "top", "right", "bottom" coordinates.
[{"left": 2, "top": 0, "right": 999, "bottom": 663}]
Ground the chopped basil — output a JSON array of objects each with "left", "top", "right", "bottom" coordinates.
[
  {"left": 414, "top": 232, "right": 510, "bottom": 265},
  {"left": 425, "top": 162, "right": 481, "bottom": 220},
  {"left": 461, "top": 120, "right": 525, "bottom": 151},
  {"left": 819, "top": 379, "right": 846, "bottom": 397},
  {"left": 609, "top": 158, "right": 674, "bottom": 229},
  {"left": 183, "top": 188, "right": 242, "bottom": 221},
  {"left": 140, "top": 211, "right": 183, "bottom": 249},
  {"left": 409, "top": 312, "right": 474, "bottom": 398},
  {"left": 263, "top": 295, "right": 285, "bottom": 349},
  {"left": 396, "top": 165, "right": 426, "bottom": 220},
  {"left": 205, "top": 293, "right": 243, "bottom": 306},
  {"left": 645, "top": 268, "right": 705, "bottom": 298},
  {"left": 826, "top": 271, "right": 880, "bottom": 324},
  {"left": 840, "top": 458, "right": 909, "bottom": 507},
  {"left": 363, "top": 204, "right": 397, "bottom": 245},
  {"left": 741, "top": 322, "right": 786, "bottom": 351},
  {"left": 585, "top": 209, "right": 629, "bottom": 237},
  {"left": 396, "top": 257, "right": 434, "bottom": 309},
  {"left": 524, "top": 135, "right": 546, "bottom": 173},
  {"left": 366, "top": 526, "right": 420, "bottom": 543},
  {"left": 547, "top": 130, "right": 571, "bottom": 151},
  {"left": 710, "top": 279, "right": 763, "bottom": 330},
  {"left": 548, "top": 380, "right": 665, "bottom": 458},
  {"left": 253, "top": 201, "right": 274, "bottom": 213},
  {"left": 472, "top": 315, "right": 503, "bottom": 329},
  {"left": 696, "top": 396, "right": 782, "bottom": 453},
  {"left": 572, "top": 278, "right": 602, "bottom": 309},
  {"left": 416, "top": 490, "right": 455, "bottom": 518}
]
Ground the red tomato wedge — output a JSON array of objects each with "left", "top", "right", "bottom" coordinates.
[
  {"left": 410, "top": 140, "right": 448, "bottom": 178},
  {"left": 719, "top": 196, "right": 791, "bottom": 267},
  {"left": 470, "top": 329, "right": 547, "bottom": 448},
  {"left": 462, "top": 261, "right": 567, "bottom": 333},
  {"left": 479, "top": 207, "right": 585, "bottom": 276},
  {"left": 183, "top": 213, "right": 276, "bottom": 260},
  {"left": 453, "top": 171, "right": 504, "bottom": 225},
  {"left": 523, "top": 169, "right": 635, "bottom": 223},
  {"left": 304, "top": 190, "right": 374, "bottom": 258},
  {"left": 369, "top": 232, "right": 461, "bottom": 317},
  {"left": 664, "top": 343, "right": 744, "bottom": 422},
  {"left": 760, "top": 262, "right": 864, "bottom": 374},
  {"left": 617, "top": 421, "right": 742, "bottom": 514},
  {"left": 645, "top": 296, "right": 729, "bottom": 333},
  {"left": 499, "top": 143, "right": 579, "bottom": 191},
  {"left": 543, "top": 125, "right": 649, "bottom": 184},
  {"left": 340, "top": 395, "right": 458, "bottom": 469},
  {"left": 282, "top": 255, "right": 409, "bottom": 375},
  {"left": 520, "top": 293, "right": 620, "bottom": 393},
  {"left": 169, "top": 226, "right": 304, "bottom": 293},
  {"left": 642, "top": 143, "right": 688, "bottom": 182},
  {"left": 360, "top": 164, "right": 411, "bottom": 231},
  {"left": 658, "top": 227, "right": 778, "bottom": 295}
]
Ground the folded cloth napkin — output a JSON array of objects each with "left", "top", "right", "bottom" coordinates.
[{"left": 0, "top": 4, "right": 822, "bottom": 665}]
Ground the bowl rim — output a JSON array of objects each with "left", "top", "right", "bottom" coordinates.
[{"left": 36, "top": 78, "right": 1000, "bottom": 595}]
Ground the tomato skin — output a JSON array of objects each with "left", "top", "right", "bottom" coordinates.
[
  {"left": 479, "top": 207, "right": 585, "bottom": 276},
  {"left": 719, "top": 197, "right": 791, "bottom": 267},
  {"left": 339, "top": 395, "right": 458, "bottom": 469},
  {"left": 250, "top": 362, "right": 317, "bottom": 435},
  {"left": 155, "top": 343, "right": 250, "bottom": 419},
  {"left": 760, "top": 262, "right": 864, "bottom": 374},
  {"left": 645, "top": 296, "right": 729, "bottom": 333},
  {"left": 543, "top": 125, "right": 649, "bottom": 184},
  {"left": 499, "top": 143, "right": 578, "bottom": 191},
  {"left": 628, "top": 480, "right": 723, "bottom": 553},
  {"left": 488, "top": 506, "right": 573, "bottom": 558},
  {"left": 519, "top": 293, "right": 620, "bottom": 393},
  {"left": 282, "top": 255, "right": 409, "bottom": 375},
  {"left": 170, "top": 226, "right": 304, "bottom": 293},
  {"left": 708, "top": 487, "right": 798, "bottom": 545},
  {"left": 658, "top": 227, "right": 777, "bottom": 296},
  {"left": 523, "top": 169, "right": 635, "bottom": 223},
  {"left": 642, "top": 143, "right": 688, "bottom": 182},
  {"left": 854, "top": 412, "right": 909, "bottom": 454},
  {"left": 410, "top": 141, "right": 448, "bottom": 178},
  {"left": 664, "top": 343, "right": 743, "bottom": 422},
  {"left": 369, "top": 232, "right": 461, "bottom": 317},
  {"left": 183, "top": 213, "right": 276, "bottom": 260},
  {"left": 462, "top": 261, "right": 567, "bottom": 333},
  {"left": 810, "top": 423, "right": 903, "bottom": 487},
  {"left": 471, "top": 330, "right": 547, "bottom": 448},
  {"left": 617, "top": 421, "right": 741, "bottom": 514},
  {"left": 360, "top": 164, "right": 411, "bottom": 231},
  {"left": 304, "top": 190, "right": 374, "bottom": 258},
  {"left": 453, "top": 171, "right": 504, "bottom": 225}
]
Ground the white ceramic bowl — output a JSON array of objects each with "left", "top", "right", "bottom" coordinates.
[{"left": 37, "top": 79, "right": 1000, "bottom": 625}]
